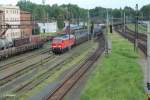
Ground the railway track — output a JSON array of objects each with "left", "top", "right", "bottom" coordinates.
[
  {"left": 115, "top": 26, "right": 147, "bottom": 55},
  {"left": 0, "top": 39, "right": 97, "bottom": 98},
  {"left": 44, "top": 35, "right": 105, "bottom": 100},
  {"left": 12, "top": 50, "right": 88, "bottom": 96},
  {"left": 0, "top": 48, "right": 50, "bottom": 72},
  {"left": 11, "top": 40, "right": 97, "bottom": 95},
  {"left": 0, "top": 53, "right": 54, "bottom": 87},
  {"left": 0, "top": 39, "right": 99, "bottom": 100},
  {"left": 126, "top": 27, "right": 147, "bottom": 42}
]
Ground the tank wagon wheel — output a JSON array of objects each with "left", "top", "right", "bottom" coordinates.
[
  {"left": 5, "top": 54, "right": 8, "bottom": 58},
  {"left": 49, "top": 49, "right": 52, "bottom": 54},
  {"left": 0, "top": 56, "right": 2, "bottom": 61}
]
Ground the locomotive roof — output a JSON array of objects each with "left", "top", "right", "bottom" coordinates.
[{"left": 54, "top": 34, "right": 74, "bottom": 40}]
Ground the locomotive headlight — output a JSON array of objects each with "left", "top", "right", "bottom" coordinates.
[
  {"left": 52, "top": 44, "right": 56, "bottom": 48},
  {"left": 58, "top": 44, "right": 62, "bottom": 48}
]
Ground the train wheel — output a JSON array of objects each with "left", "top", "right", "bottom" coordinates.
[
  {"left": 49, "top": 49, "right": 52, "bottom": 54},
  {"left": 5, "top": 54, "right": 8, "bottom": 58}
]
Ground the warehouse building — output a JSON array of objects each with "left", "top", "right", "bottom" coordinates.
[
  {"left": 20, "top": 11, "right": 32, "bottom": 37},
  {"left": 37, "top": 22, "right": 58, "bottom": 33},
  {"left": 0, "top": 10, "right": 4, "bottom": 35},
  {"left": 0, "top": 5, "right": 21, "bottom": 41}
]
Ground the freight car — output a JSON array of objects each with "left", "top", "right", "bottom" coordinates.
[
  {"left": 51, "top": 28, "right": 102, "bottom": 54},
  {"left": 0, "top": 35, "right": 44, "bottom": 60},
  {"left": 0, "top": 38, "right": 13, "bottom": 50},
  {"left": 13, "top": 37, "right": 30, "bottom": 47}
]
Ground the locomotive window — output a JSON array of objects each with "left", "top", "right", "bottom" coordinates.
[
  {"left": 62, "top": 35, "right": 68, "bottom": 38},
  {"left": 53, "top": 39, "right": 62, "bottom": 43}
]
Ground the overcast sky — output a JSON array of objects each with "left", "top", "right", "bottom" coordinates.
[{"left": 0, "top": 0, "right": 150, "bottom": 9}]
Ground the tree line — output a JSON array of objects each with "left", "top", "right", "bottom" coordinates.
[
  {"left": 17, "top": 1, "right": 87, "bottom": 29},
  {"left": 17, "top": 1, "right": 150, "bottom": 29},
  {"left": 90, "top": 4, "right": 150, "bottom": 21}
]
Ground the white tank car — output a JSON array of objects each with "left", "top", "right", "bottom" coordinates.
[{"left": 0, "top": 38, "right": 13, "bottom": 50}]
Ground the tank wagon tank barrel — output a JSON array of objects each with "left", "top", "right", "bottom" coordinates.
[{"left": 0, "top": 35, "right": 45, "bottom": 60}]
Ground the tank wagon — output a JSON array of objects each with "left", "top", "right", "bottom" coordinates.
[
  {"left": 0, "top": 35, "right": 45, "bottom": 60},
  {"left": 0, "top": 38, "right": 13, "bottom": 50}
]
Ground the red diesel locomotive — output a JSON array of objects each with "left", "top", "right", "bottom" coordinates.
[
  {"left": 51, "top": 26, "right": 103, "bottom": 54},
  {"left": 51, "top": 34, "right": 75, "bottom": 53}
]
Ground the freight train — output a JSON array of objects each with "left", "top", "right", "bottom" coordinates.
[
  {"left": 51, "top": 27, "right": 103, "bottom": 54},
  {"left": 0, "top": 38, "right": 13, "bottom": 50},
  {"left": 0, "top": 35, "right": 45, "bottom": 60}
]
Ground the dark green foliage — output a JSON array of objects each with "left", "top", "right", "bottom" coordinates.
[
  {"left": 32, "top": 27, "right": 40, "bottom": 35},
  {"left": 17, "top": 1, "right": 150, "bottom": 26},
  {"left": 140, "top": 4, "right": 150, "bottom": 20},
  {"left": 17, "top": 1, "right": 88, "bottom": 29},
  {"left": 124, "top": 6, "right": 135, "bottom": 17},
  {"left": 57, "top": 18, "right": 65, "bottom": 30},
  {"left": 90, "top": 6, "right": 135, "bottom": 20}
]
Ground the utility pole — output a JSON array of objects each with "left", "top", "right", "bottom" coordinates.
[
  {"left": 134, "top": 4, "right": 138, "bottom": 51},
  {"left": 77, "top": 16, "right": 80, "bottom": 26},
  {"left": 47, "top": 13, "right": 49, "bottom": 22},
  {"left": 33, "top": 16, "right": 35, "bottom": 34},
  {"left": 42, "top": 0, "right": 46, "bottom": 34},
  {"left": 112, "top": 16, "right": 113, "bottom": 30},
  {"left": 142, "top": 13, "right": 144, "bottom": 24},
  {"left": 124, "top": 12, "right": 126, "bottom": 33},
  {"left": 121, "top": 10, "right": 123, "bottom": 32},
  {"left": 147, "top": 21, "right": 150, "bottom": 100},
  {"left": 68, "top": 4, "right": 71, "bottom": 51},
  {"left": 40, "top": 0, "right": 44, "bottom": 62},
  {"left": 42, "top": 0, "right": 46, "bottom": 20},
  {"left": 91, "top": 21, "right": 94, "bottom": 43},
  {"left": 105, "top": 9, "right": 109, "bottom": 55},
  {"left": 87, "top": 10, "right": 90, "bottom": 40}
]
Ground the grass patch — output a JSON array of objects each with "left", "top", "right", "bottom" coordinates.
[{"left": 80, "top": 32, "right": 145, "bottom": 100}]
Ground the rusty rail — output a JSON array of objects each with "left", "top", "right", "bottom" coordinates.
[{"left": 44, "top": 35, "right": 105, "bottom": 100}]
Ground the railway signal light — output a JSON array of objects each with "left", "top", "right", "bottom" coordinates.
[{"left": 110, "top": 25, "right": 112, "bottom": 33}]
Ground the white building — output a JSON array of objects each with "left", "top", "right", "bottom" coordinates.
[
  {"left": 0, "top": 5, "right": 21, "bottom": 41},
  {"left": 37, "top": 22, "right": 58, "bottom": 33},
  {"left": 0, "top": 10, "right": 4, "bottom": 30}
]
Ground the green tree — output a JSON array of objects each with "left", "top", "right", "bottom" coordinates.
[
  {"left": 17, "top": 1, "right": 88, "bottom": 29},
  {"left": 140, "top": 4, "right": 150, "bottom": 20}
]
